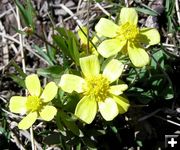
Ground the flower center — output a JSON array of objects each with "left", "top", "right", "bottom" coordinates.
[
  {"left": 84, "top": 75, "right": 110, "bottom": 102},
  {"left": 117, "top": 22, "right": 139, "bottom": 40},
  {"left": 26, "top": 96, "right": 42, "bottom": 112}
]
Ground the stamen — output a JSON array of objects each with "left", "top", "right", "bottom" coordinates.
[
  {"left": 26, "top": 96, "right": 42, "bottom": 111},
  {"left": 117, "top": 22, "right": 139, "bottom": 40},
  {"left": 84, "top": 75, "right": 110, "bottom": 102}
]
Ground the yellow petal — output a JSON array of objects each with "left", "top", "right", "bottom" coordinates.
[
  {"left": 91, "top": 47, "right": 99, "bottom": 56},
  {"left": 109, "top": 84, "right": 128, "bottom": 95},
  {"left": 98, "top": 97, "right": 119, "bottom": 121},
  {"left": 75, "top": 96, "right": 97, "bottom": 124},
  {"left": 95, "top": 18, "right": 119, "bottom": 38},
  {"left": 138, "top": 28, "right": 160, "bottom": 46},
  {"left": 78, "top": 26, "right": 88, "bottom": 45},
  {"left": 112, "top": 95, "right": 130, "bottom": 114},
  {"left": 41, "top": 82, "right": 58, "bottom": 102},
  {"left": 59, "top": 74, "right": 85, "bottom": 93},
  {"left": 119, "top": 8, "right": 138, "bottom": 25},
  {"left": 98, "top": 39, "right": 126, "bottom": 58},
  {"left": 25, "top": 74, "right": 41, "bottom": 97},
  {"left": 128, "top": 42, "right": 150, "bottom": 67},
  {"left": 103, "top": 59, "right": 124, "bottom": 83},
  {"left": 9, "top": 96, "right": 27, "bottom": 114},
  {"left": 80, "top": 55, "right": 100, "bottom": 78},
  {"left": 18, "top": 111, "right": 38, "bottom": 130},
  {"left": 39, "top": 106, "right": 57, "bottom": 121}
]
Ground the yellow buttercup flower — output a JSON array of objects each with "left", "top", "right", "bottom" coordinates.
[
  {"left": 95, "top": 8, "right": 160, "bottom": 67},
  {"left": 9, "top": 74, "right": 58, "bottom": 130},
  {"left": 59, "top": 55, "right": 129, "bottom": 124}
]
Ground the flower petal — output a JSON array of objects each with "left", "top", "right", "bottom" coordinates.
[
  {"left": 75, "top": 96, "right": 97, "bottom": 124},
  {"left": 39, "top": 106, "right": 57, "bottom": 121},
  {"left": 112, "top": 95, "right": 130, "bottom": 114},
  {"left": 95, "top": 18, "right": 119, "bottom": 38},
  {"left": 80, "top": 55, "right": 100, "bottom": 78},
  {"left": 78, "top": 26, "right": 88, "bottom": 45},
  {"left": 25, "top": 74, "right": 41, "bottom": 97},
  {"left": 18, "top": 111, "right": 38, "bottom": 130},
  {"left": 98, "top": 97, "right": 119, "bottom": 121},
  {"left": 128, "top": 42, "right": 150, "bottom": 67},
  {"left": 41, "top": 82, "right": 58, "bottom": 102},
  {"left": 59, "top": 74, "right": 85, "bottom": 93},
  {"left": 98, "top": 39, "right": 126, "bottom": 58},
  {"left": 119, "top": 8, "right": 138, "bottom": 25},
  {"left": 138, "top": 28, "right": 160, "bottom": 46},
  {"left": 9, "top": 96, "right": 27, "bottom": 114},
  {"left": 103, "top": 59, "right": 124, "bottom": 83},
  {"left": 109, "top": 84, "right": 128, "bottom": 95}
]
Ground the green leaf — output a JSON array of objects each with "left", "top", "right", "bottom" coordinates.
[
  {"left": 151, "top": 50, "right": 165, "bottom": 69},
  {"left": 71, "top": 38, "right": 80, "bottom": 64},
  {"left": 8, "top": 74, "right": 25, "bottom": 88},
  {"left": 47, "top": 46, "right": 57, "bottom": 64},
  {"left": 76, "top": 143, "right": 81, "bottom": 150},
  {"left": 59, "top": 110, "right": 83, "bottom": 137},
  {"left": 53, "top": 34, "right": 70, "bottom": 56},
  {"left": 136, "top": 7, "right": 158, "bottom": 16},
  {"left": 15, "top": 0, "right": 35, "bottom": 30},
  {"left": 33, "top": 45, "right": 54, "bottom": 65},
  {"left": 43, "top": 132, "right": 61, "bottom": 145},
  {"left": 10, "top": 60, "right": 26, "bottom": 78},
  {"left": 53, "top": 27, "right": 80, "bottom": 65},
  {"left": 37, "top": 65, "right": 64, "bottom": 78}
]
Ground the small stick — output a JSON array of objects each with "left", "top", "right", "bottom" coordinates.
[
  {"left": 95, "top": 3, "right": 115, "bottom": 20},
  {"left": 175, "top": 0, "right": 180, "bottom": 25}
]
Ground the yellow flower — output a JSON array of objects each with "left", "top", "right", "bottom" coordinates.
[
  {"left": 78, "top": 26, "right": 98, "bottom": 55},
  {"left": 95, "top": 8, "right": 160, "bottom": 67},
  {"left": 9, "top": 74, "right": 58, "bottom": 130},
  {"left": 59, "top": 55, "right": 129, "bottom": 124}
]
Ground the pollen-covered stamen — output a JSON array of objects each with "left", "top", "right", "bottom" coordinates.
[
  {"left": 26, "top": 96, "right": 42, "bottom": 112},
  {"left": 84, "top": 75, "right": 110, "bottom": 102},
  {"left": 117, "top": 22, "right": 139, "bottom": 40}
]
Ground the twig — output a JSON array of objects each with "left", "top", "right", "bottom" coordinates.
[
  {"left": 16, "top": 6, "right": 26, "bottom": 73},
  {"left": 175, "top": 0, "right": 180, "bottom": 25},
  {"left": 51, "top": 4, "right": 83, "bottom": 27},
  {"left": 154, "top": 115, "right": 180, "bottom": 127},
  {"left": 95, "top": 3, "right": 115, "bottom": 20},
  {"left": 0, "top": 33, "right": 50, "bottom": 65},
  {"left": 0, "top": 21, "right": 9, "bottom": 66},
  {"left": 87, "top": 0, "right": 90, "bottom": 55},
  {"left": 125, "top": 0, "right": 129, "bottom": 7}
]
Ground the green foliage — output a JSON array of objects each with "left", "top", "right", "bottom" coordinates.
[
  {"left": 14, "top": 0, "right": 35, "bottom": 32},
  {"left": 37, "top": 65, "right": 64, "bottom": 78},
  {"left": 126, "top": 49, "right": 174, "bottom": 104},
  {"left": 53, "top": 28, "right": 80, "bottom": 65},
  {"left": 33, "top": 45, "right": 55, "bottom": 66}
]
